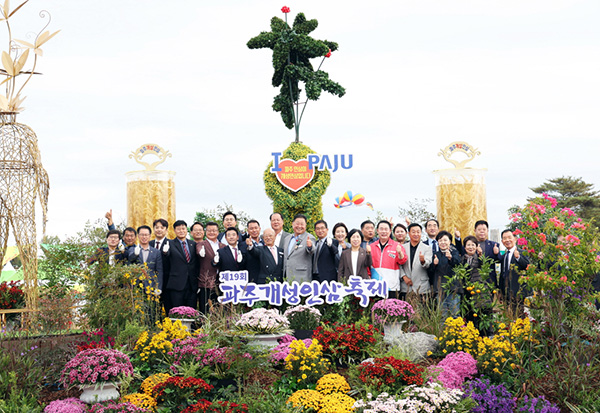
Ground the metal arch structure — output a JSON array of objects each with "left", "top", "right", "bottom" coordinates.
[{"left": 0, "top": 113, "right": 49, "bottom": 314}]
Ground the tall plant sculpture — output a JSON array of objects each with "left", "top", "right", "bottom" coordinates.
[
  {"left": 248, "top": 7, "right": 344, "bottom": 229},
  {"left": 0, "top": 0, "right": 58, "bottom": 316},
  {"left": 247, "top": 6, "right": 345, "bottom": 143}
]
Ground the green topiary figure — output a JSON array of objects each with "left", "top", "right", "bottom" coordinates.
[
  {"left": 247, "top": 6, "right": 345, "bottom": 143},
  {"left": 264, "top": 142, "right": 330, "bottom": 233}
]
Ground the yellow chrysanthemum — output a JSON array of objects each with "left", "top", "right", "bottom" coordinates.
[
  {"left": 121, "top": 392, "right": 156, "bottom": 409},
  {"left": 287, "top": 389, "right": 323, "bottom": 410},
  {"left": 316, "top": 373, "right": 351, "bottom": 395},
  {"left": 319, "top": 392, "right": 356, "bottom": 413}
]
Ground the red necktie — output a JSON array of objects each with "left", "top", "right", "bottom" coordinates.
[{"left": 182, "top": 241, "right": 190, "bottom": 262}]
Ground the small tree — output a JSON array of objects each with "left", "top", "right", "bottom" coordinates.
[{"left": 530, "top": 176, "right": 600, "bottom": 228}]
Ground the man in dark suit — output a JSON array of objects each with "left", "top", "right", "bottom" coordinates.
[
  {"left": 500, "top": 229, "right": 530, "bottom": 309},
  {"left": 88, "top": 229, "right": 127, "bottom": 266},
  {"left": 128, "top": 225, "right": 164, "bottom": 293},
  {"left": 244, "top": 219, "right": 263, "bottom": 283},
  {"left": 197, "top": 222, "right": 225, "bottom": 315},
  {"left": 217, "top": 211, "right": 245, "bottom": 243},
  {"left": 163, "top": 220, "right": 198, "bottom": 313},
  {"left": 213, "top": 227, "right": 246, "bottom": 273},
  {"left": 312, "top": 220, "right": 339, "bottom": 282},
  {"left": 473, "top": 220, "right": 501, "bottom": 287},
  {"left": 128, "top": 225, "right": 163, "bottom": 324},
  {"left": 246, "top": 228, "right": 284, "bottom": 283},
  {"left": 149, "top": 218, "right": 171, "bottom": 311}
]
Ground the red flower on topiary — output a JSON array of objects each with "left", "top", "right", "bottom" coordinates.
[
  {"left": 325, "top": 49, "right": 332, "bottom": 58},
  {"left": 281, "top": 6, "right": 290, "bottom": 13}
]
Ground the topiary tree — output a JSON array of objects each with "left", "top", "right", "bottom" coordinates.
[
  {"left": 247, "top": 6, "right": 345, "bottom": 143},
  {"left": 264, "top": 142, "right": 330, "bottom": 233}
]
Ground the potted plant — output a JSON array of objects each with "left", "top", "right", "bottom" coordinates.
[
  {"left": 61, "top": 348, "right": 134, "bottom": 403},
  {"left": 234, "top": 308, "right": 290, "bottom": 349},
  {"left": 284, "top": 305, "right": 321, "bottom": 339},
  {"left": 168, "top": 306, "right": 200, "bottom": 331},
  {"left": 371, "top": 298, "right": 415, "bottom": 339}
]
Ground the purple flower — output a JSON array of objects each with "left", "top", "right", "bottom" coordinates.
[
  {"left": 371, "top": 298, "right": 415, "bottom": 324},
  {"left": 463, "top": 378, "right": 515, "bottom": 413}
]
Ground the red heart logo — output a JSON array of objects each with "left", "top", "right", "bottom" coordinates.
[{"left": 275, "top": 158, "right": 315, "bottom": 192}]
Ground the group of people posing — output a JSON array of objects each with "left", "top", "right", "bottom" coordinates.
[{"left": 90, "top": 210, "right": 529, "bottom": 317}]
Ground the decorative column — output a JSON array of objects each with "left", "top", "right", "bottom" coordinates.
[
  {"left": 126, "top": 144, "right": 176, "bottom": 240},
  {"left": 433, "top": 142, "right": 487, "bottom": 240}
]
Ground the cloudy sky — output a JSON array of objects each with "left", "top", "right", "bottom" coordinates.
[{"left": 5, "top": 0, "right": 599, "bottom": 241}]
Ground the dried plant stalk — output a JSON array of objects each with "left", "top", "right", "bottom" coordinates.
[
  {"left": 436, "top": 174, "right": 487, "bottom": 240},
  {"left": 127, "top": 177, "right": 176, "bottom": 240}
]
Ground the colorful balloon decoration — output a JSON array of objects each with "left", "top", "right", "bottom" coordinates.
[{"left": 334, "top": 191, "right": 373, "bottom": 210}]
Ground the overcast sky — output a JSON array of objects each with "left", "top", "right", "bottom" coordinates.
[{"left": 5, "top": 0, "right": 599, "bottom": 242}]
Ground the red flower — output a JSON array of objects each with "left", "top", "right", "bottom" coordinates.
[
  {"left": 325, "top": 49, "right": 332, "bottom": 58},
  {"left": 281, "top": 6, "right": 290, "bottom": 13}
]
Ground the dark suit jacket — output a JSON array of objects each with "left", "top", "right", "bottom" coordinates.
[
  {"left": 150, "top": 238, "right": 170, "bottom": 286},
  {"left": 197, "top": 240, "right": 225, "bottom": 289},
  {"left": 213, "top": 244, "right": 247, "bottom": 273},
  {"left": 244, "top": 239, "right": 264, "bottom": 283},
  {"left": 248, "top": 245, "right": 284, "bottom": 283},
  {"left": 128, "top": 246, "right": 164, "bottom": 290},
  {"left": 164, "top": 238, "right": 198, "bottom": 291},
  {"left": 500, "top": 248, "right": 530, "bottom": 300},
  {"left": 313, "top": 238, "right": 340, "bottom": 282},
  {"left": 338, "top": 248, "right": 372, "bottom": 281},
  {"left": 432, "top": 248, "right": 460, "bottom": 294}
]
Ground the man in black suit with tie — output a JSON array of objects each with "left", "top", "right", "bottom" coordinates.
[
  {"left": 149, "top": 218, "right": 171, "bottom": 311},
  {"left": 473, "top": 220, "right": 501, "bottom": 287},
  {"left": 244, "top": 219, "right": 263, "bottom": 283},
  {"left": 500, "top": 229, "right": 530, "bottom": 309},
  {"left": 128, "top": 225, "right": 163, "bottom": 323},
  {"left": 163, "top": 220, "right": 198, "bottom": 313},
  {"left": 246, "top": 228, "right": 284, "bottom": 283},
  {"left": 128, "top": 225, "right": 164, "bottom": 293},
  {"left": 312, "top": 220, "right": 339, "bottom": 282},
  {"left": 213, "top": 227, "right": 246, "bottom": 273}
]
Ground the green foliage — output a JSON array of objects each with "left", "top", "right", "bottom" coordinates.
[
  {"left": 239, "top": 383, "right": 303, "bottom": 412},
  {"left": 264, "top": 142, "right": 330, "bottom": 232},
  {"left": 443, "top": 257, "right": 497, "bottom": 334},
  {"left": 0, "top": 341, "right": 43, "bottom": 401},
  {"left": 116, "top": 320, "right": 147, "bottom": 349},
  {"left": 0, "top": 388, "right": 42, "bottom": 413},
  {"left": 530, "top": 176, "right": 600, "bottom": 228},
  {"left": 248, "top": 10, "right": 345, "bottom": 141},
  {"left": 398, "top": 198, "right": 436, "bottom": 227},
  {"left": 81, "top": 262, "right": 162, "bottom": 337}
]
